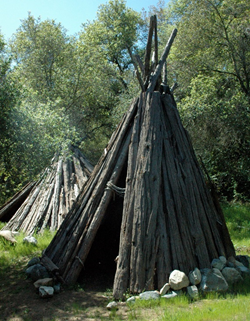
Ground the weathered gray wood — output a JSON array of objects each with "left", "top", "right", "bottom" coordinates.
[
  {"left": 1, "top": 146, "right": 92, "bottom": 234},
  {"left": 41, "top": 255, "right": 59, "bottom": 272},
  {"left": 127, "top": 46, "right": 145, "bottom": 91},
  {"left": 42, "top": 18, "right": 235, "bottom": 301},
  {"left": 144, "top": 15, "right": 156, "bottom": 81},
  {"left": 147, "top": 28, "right": 177, "bottom": 92},
  {"left": 0, "top": 182, "right": 35, "bottom": 222},
  {"left": 44, "top": 98, "right": 139, "bottom": 271}
]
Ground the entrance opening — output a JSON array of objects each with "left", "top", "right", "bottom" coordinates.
[{"left": 79, "top": 162, "right": 127, "bottom": 291}]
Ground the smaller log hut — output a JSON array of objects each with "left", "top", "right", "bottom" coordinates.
[
  {"left": 42, "top": 16, "right": 235, "bottom": 299},
  {"left": 0, "top": 145, "right": 93, "bottom": 235}
]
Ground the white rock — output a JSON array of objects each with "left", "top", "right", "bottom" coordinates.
[
  {"left": 34, "top": 278, "right": 54, "bottom": 289},
  {"left": 188, "top": 268, "right": 201, "bottom": 285},
  {"left": 0, "top": 230, "right": 17, "bottom": 243},
  {"left": 160, "top": 283, "right": 170, "bottom": 295},
  {"left": 126, "top": 296, "right": 136, "bottom": 304},
  {"left": 169, "top": 270, "right": 189, "bottom": 290},
  {"left": 39, "top": 286, "right": 54, "bottom": 298},
  {"left": 106, "top": 301, "right": 118, "bottom": 310},
  {"left": 161, "top": 292, "right": 178, "bottom": 299},
  {"left": 23, "top": 236, "right": 37, "bottom": 245}
]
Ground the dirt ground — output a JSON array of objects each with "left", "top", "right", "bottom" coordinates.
[{"left": 0, "top": 260, "right": 130, "bottom": 321}]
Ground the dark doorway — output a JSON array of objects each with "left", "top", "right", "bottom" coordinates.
[{"left": 79, "top": 163, "right": 127, "bottom": 291}]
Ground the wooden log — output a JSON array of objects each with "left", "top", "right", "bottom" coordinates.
[
  {"left": 64, "top": 122, "right": 134, "bottom": 283},
  {"left": 134, "top": 54, "right": 145, "bottom": 76},
  {"left": 144, "top": 15, "right": 156, "bottom": 80},
  {"left": 5, "top": 183, "right": 42, "bottom": 232},
  {"left": 51, "top": 159, "right": 63, "bottom": 231},
  {"left": 147, "top": 28, "right": 177, "bottom": 92},
  {"left": 114, "top": 92, "right": 164, "bottom": 296},
  {"left": 41, "top": 255, "right": 59, "bottom": 272},
  {"left": 0, "top": 182, "right": 35, "bottom": 222},
  {"left": 113, "top": 94, "right": 144, "bottom": 299},
  {"left": 44, "top": 98, "right": 139, "bottom": 270},
  {"left": 127, "top": 46, "right": 145, "bottom": 91}
]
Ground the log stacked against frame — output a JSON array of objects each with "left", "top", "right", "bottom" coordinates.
[{"left": 1, "top": 145, "right": 93, "bottom": 235}]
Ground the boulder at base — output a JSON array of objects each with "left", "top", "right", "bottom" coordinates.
[
  {"left": 200, "top": 268, "right": 228, "bottom": 293},
  {"left": 169, "top": 270, "right": 189, "bottom": 290}
]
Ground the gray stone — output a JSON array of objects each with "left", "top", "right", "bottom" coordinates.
[
  {"left": 227, "top": 261, "right": 235, "bottom": 268},
  {"left": 23, "top": 236, "right": 37, "bottom": 245},
  {"left": 236, "top": 255, "right": 250, "bottom": 268},
  {"left": 106, "top": 301, "right": 118, "bottom": 310},
  {"left": 160, "top": 283, "right": 170, "bottom": 295},
  {"left": 211, "top": 258, "right": 225, "bottom": 270},
  {"left": 200, "top": 268, "right": 228, "bottom": 293},
  {"left": 28, "top": 257, "right": 40, "bottom": 267},
  {"left": 25, "top": 265, "right": 34, "bottom": 277},
  {"left": 139, "top": 291, "right": 160, "bottom": 300},
  {"left": 161, "top": 291, "right": 178, "bottom": 299},
  {"left": 169, "top": 270, "right": 189, "bottom": 290},
  {"left": 29, "top": 264, "right": 50, "bottom": 281},
  {"left": 39, "top": 286, "right": 54, "bottom": 298},
  {"left": 219, "top": 256, "right": 227, "bottom": 265},
  {"left": 187, "top": 285, "right": 199, "bottom": 299},
  {"left": 236, "top": 265, "right": 250, "bottom": 277},
  {"left": 228, "top": 256, "right": 244, "bottom": 268},
  {"left": 53, "top": 283, "right": 61, "bottom": 294},
  {"left": 188, "top": 268, "right": 201, "bottom": 285},
  {"left": 33, "top": 278, "right": 54, "bottom": 289},
  {"left": 222, "top": 267, "right": 243, "bottom": 284}
]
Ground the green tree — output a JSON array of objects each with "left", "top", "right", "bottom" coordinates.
[
  {"left": 168, "top": 0, "right": 250, "bottom": 200},
  {"left": 80, "top": 0, "right": 143, "bottom": 92},
  {"left": 0, "top": 34, "right": 21, "bottom": 204}
]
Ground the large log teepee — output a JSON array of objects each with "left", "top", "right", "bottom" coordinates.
[
  {"left": 42, "top": 16, "right": 235, "bottom": 299},
  {"left": 0, "top": 145, "right": 93, "bottom": 234}
]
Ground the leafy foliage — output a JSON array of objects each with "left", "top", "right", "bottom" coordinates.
[
  {"left": 0, "top": 0, "right": 249, "bottom": 204},
  {"left": 168, "top": 0, "right": 250, "bottom": 200}
]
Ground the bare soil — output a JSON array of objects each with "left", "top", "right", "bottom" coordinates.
[{"left": 0, "top": 258, "right": 130, "bottom": 321}]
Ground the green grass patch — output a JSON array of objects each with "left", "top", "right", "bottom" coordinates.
[
  {"left": 126, "top": 292, "right": 250, "bottom": 321},
  {"left": 0, "top": 224, "right": 55, "bottom": 271},
  {"left": 222, "top": 203, "right": 250, "bottom": 254}
]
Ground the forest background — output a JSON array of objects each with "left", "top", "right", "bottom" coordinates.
[{"left": 0, "top": 0, "right": 249, "bottom": 206}]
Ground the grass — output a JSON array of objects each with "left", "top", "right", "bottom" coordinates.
[
  {"left": 0, "top": 223, "right": 55, "bottom": 276},
  {"left": 222, "top": 203, "right": 250, "bottom": 254},
  {"left": 0, "top": 203, "right": 250, "bottom": 320}
]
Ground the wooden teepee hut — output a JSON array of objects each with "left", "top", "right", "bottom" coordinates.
[
  {"left": 42, "top": 16, "right": 235, "bottom": 299},
  {"left": 0, "top": 145, "right": 93, "bottom": 235}
]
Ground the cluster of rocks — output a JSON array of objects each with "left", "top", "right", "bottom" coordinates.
[
  {"left": 25, "top": 254, "right": 250, "bottom": 302},
  {"left": 107, "top": 255, "right": 250, "bottom": 309},
  {"left": 0, "top": 230, "right": 38, "bottom": 245},
  {"left": 25, "top": 257, "right": 61, "bottom": 298}
]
